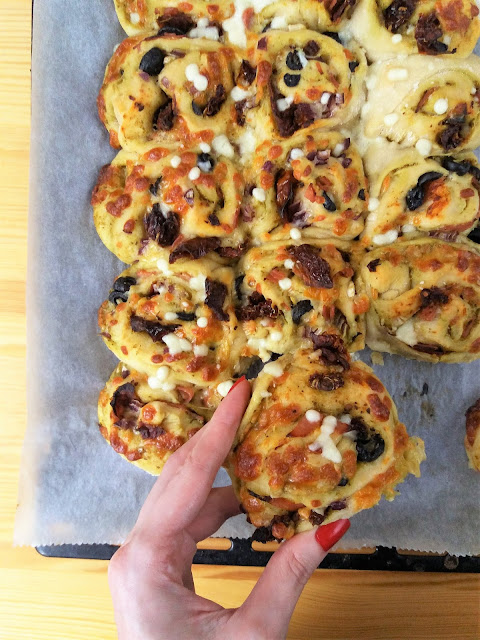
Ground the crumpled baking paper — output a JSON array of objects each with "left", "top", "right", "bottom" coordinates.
[{"left": 14, "top": 0, "right": 480, "bottom": 555}]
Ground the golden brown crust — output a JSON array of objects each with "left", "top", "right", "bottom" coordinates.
[
  {"left": 350, "top": 0, "right": 480, "bottom": 61},
  {"left": 245, "top": 132, "right": 368, "bottom": 242},
  {"left": 225, "top": 350, "right": 425, "bottom": 540},
  {"left": 98, "top": 363, "right": 211, "bottom": 474},
  {"left": 361, "top": 147, "right": 480, "bottom": 248},
  {"left": 253, "top": 31, "right": 366, "bottom": 140},
  {"left": 235, "top": 239, "right": 366, "bottom": 361},
  {"left": 465, "top": 398, "right": 480, "bottom": 471},
  {"left": 98, "top": 34, "right": 246, "bottom": 152},
  {"left": 92, "top": 146, "right": 245, "bottom": 264},
  {"left": 359, "top": 238, "right": 480, "bottom": 362},
  {"left": 98, "top": 258, "right": 242, "bottom": 391}
]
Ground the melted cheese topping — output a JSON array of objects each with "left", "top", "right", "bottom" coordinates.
[{"left": 308, "top": 415, "right": 342, "bottom": 463}]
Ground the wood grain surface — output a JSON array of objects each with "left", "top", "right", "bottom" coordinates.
[{"left": 0, "top": 1, "right": 478, "bottom": 638}]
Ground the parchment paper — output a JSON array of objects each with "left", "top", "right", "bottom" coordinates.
[{"left": 15, "top": 0, "right": 480, "bottom": 554}]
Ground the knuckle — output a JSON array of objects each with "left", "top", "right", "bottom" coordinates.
[{"left": 284, "top": 548, "right": 313, "bottom": 585}]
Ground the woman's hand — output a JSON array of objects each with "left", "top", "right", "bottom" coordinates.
[{"left": 108, "top": 378, "right": 350, "bottom": 640}]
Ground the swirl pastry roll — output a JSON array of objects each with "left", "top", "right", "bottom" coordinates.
[
  {"left": 98, "top": 364, "right": 211, "bottom": 474},
  {"left": 362, "top": 55, "right": 480, "bottom": 155},
  {"left": 253, "top": 30, "right": 366, "bottom": 139},
  {"left": 92, "top": 145, "right": 245, "bottom": 264},
  {"left": 350, "top": 0, "right": 480, "bottom": 61},
  {"left": 113, "top": 1, "right": 231, "bottom": 38},
  {"left": 98, "top": 34, "right": 251, "bottom": 151},
  {"left": 244, "top": 132, "right": 368, "bottom": 241},
  {"left": 226, "top": 349, "right": 425, "bottom": 540},
  {"left": 359, "top": 238, "right": 480, "bottom": 362},
  {"left": 98, "top": 259, "right": 241, "bottom": 390},
  {"left": 235, "top": 240, "right": 366, "bottom": 363},
  {"left": 465, "top": 398, "right": 480, "bottom": 472},
  {"left": 234, "top": 1, "right": 358, "bottom": 43},
  {"left": 361, "top": 146, "right": 480, "bottom": 247}
]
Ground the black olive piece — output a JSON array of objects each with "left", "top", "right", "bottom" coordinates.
[
  {"left": 440, "top": 156, "right": 471, "bottom": 176},
  {"left": 405, "top": 171, "right": 443, "bottom": 211},
  {"left": 358, "top": 188, "right": 366, "bottom": 201},
  {"left": 158, "top": 26, "right": 186, "bottom": 36},
  {"left": 244, "top": 357, "right": 265, "bottom": 380},
  {"left": 197, "top": 152, "right": 215, "bottom": 172},
  {"left": 367, "top": 258, "right": 381, "bottom": 272},
  {"left": 468, "top": 227, "right": 480, "bottom": 244},
  {"left": 348, "top": 60, "right": 359, "bottom": 72},
  {"left": 191, "top": 101, "right": 203, "bottom": 116},
  {"left": 109, "top": 277, "right": 136, "bottom": 305},
  {"left": 149, "top": 177, "right": 162, "bottom": 197},
  {"left": 234, "top": 274, "right": 244, "bottom": 301},
  {"left": 139, "top": 48, "right": 166, "bottom": 76},
  {"left": 284, "top": 73, "right": 301, "bottom": 87},
  {"left": 356, "top": 430, "right": 385, "bottom": 462},
  {"left": 322, "top": 191, "right": 337, "bottom": 212},
  {"left": 469, "top": 164, "right": 480, "bottom": 182},
  {"left": 323, "top": 31, "right": 342, "bottom": 44},
  {"left": 291, "top": 300, "right": 313, "bottom": 324},
  {"left": 176, "top": 312, "right": 196, "bottom": 321},
  {"left": 338, "top": 477, "right": 349, "bottom": 487},
  {"left": 286, "top": 51, "right": 303, "bottom": 71}
]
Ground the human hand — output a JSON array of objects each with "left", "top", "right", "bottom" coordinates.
[{"left": 108, "top": 377, "right": 350, "bottom": 640}]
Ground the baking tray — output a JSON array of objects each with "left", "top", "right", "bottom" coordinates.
[
  {"left": 36, "top": 540, "right": 480, "bottom": 572},
  {"left": 29, "top": 1, "right": 480, "bottom": 570}
]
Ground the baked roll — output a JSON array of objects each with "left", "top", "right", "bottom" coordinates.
[
  {"left": 98, "top": 34, "right": 251, "bottom": 151},
  {"left": 113, "top": 1, "right": 231, "bottom": 39},
  {"left": 350, "top": 0, "right": 480, "bottom": 61},
  {"left": 359, "top": 238, "right": 480, "bottom": 362},
  {"left": 98, "top": 363, "right": 211, "bottom": 474},
  {"left": 243, "top": 1, "right": 358, "bottom": 42},
  {"left": 98, "top": 259, "right": 242, "bottom": 391},
  {"left": 362, "top": 55, "right": 480, "bottom": 155},
  {"left": 92, "top": 144, "right": 245, "bottom": 264},
  {"left": 253, "top": 30, "right": 366, "bottom": 139},
  {"left": 244, "top": 131, "right": 368, "bottom": 242},
  {"left": 235, "top": 240, "right": 366, "bottom": 364},
  {"left": 361, "top": 146, "right": 480, "bottom": 247},
  {"left": 226, "top": 349, "right": 425, "bottom": 540},
  {"left": 465, "top": 398, "right": 480, "bottom": 472}
]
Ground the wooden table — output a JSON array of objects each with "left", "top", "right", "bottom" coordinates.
[{"left": 0, "top": 1, "right": 478, "bottom": 638}]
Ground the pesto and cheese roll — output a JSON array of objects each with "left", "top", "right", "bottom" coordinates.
[
  {"left": 350, "top": 0, "right": 480, "bottom": 61},
  {"left": 253, "top": 30, "right": 366, "bottom": 139},
  {"left": 359, "top": 238, "right": 480, "bottom": 362},
  {"left": 362, "top": 55, "right": 480, "bottom": 155},
  {"left": 243, "top": 131, "right": 368, "bottom": 242},
  {"left": 113, "top": 0, "right": 231, "bottom": 39},
  {"left": 245, "top": 0, "right": 358, "bottom": 41},
  {"left": 98, "top": 259, "right": 242, "bottom": 390},
  {"left": 98, "top": 34, "right": 250, "bottom": 151},
  {"left": 235, "top": 240, "right": 366, "bottom": 363},
  {"left": 465, "top": 398, "right": 480, "bottom": 472},
  {"left": 92, "top": 144, "right": 245, "bottom": 264},
  {"left": 361, "top": 146, "right": 480, "bottom": 247},
  {"left": 98, "top": 363, "right": 213, "bottom": 475},
  {"left": 226, "top": 349, "right": 425, "bottom": 540}
]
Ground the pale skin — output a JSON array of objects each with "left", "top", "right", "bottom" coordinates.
[{"left": 109, "top": 379, "right": 348, "bottom": 640}]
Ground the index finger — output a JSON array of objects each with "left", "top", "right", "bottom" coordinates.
[{"left": 132, "top": 378, "right": 250, "bottom": 540}]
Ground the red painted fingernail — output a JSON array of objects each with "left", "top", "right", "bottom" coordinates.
[
  {"left": 228, "top": 376, "right": 247, "bottom": 394},
  {"left": 315, "top": 519, "right": 350, "bottom": 551}
]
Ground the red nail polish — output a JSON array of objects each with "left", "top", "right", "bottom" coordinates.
[
  {"left": 228, "top": 376, "right": 247, "bottom": 394},
  {"left": 315, "top": 519, "right": 350, "bottom": 551}
]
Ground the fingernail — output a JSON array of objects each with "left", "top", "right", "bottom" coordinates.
[
  {"left": 228, "top": 376, "right": 246, "bottom": 394},
  {"left": 315, "top": 519, "right": 350, "bottom": 551}
]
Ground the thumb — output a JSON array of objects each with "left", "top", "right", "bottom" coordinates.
[{"left": 239, "top": 520, "right": 350, "bottom": 638}]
